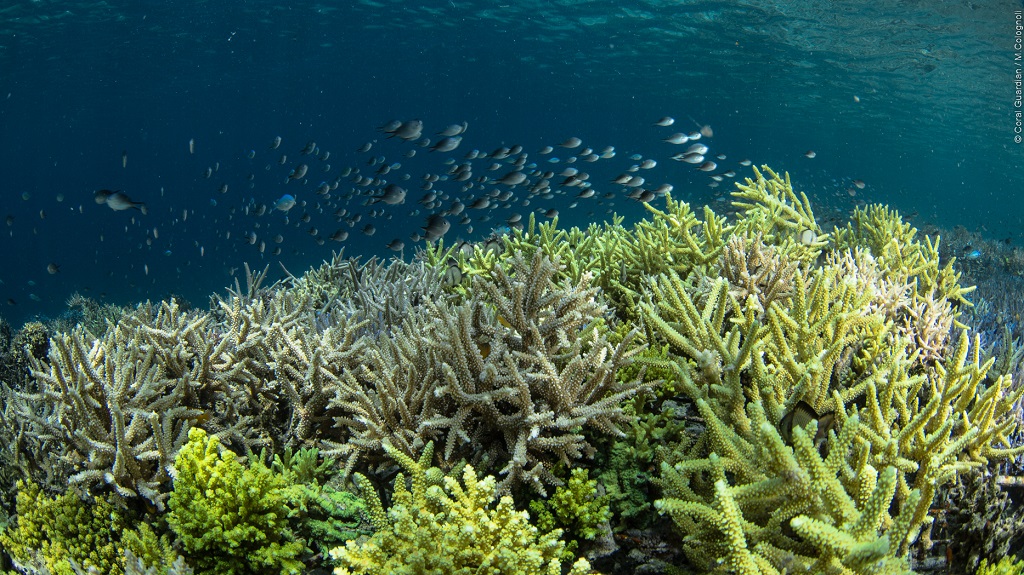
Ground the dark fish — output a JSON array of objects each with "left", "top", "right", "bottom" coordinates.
[
  {"left": 393, "top": 120, "right": 424, "bottom": 141},
  {"left": 779, "top": 400, "right": 836, "bottom": 457},
  {"left": 362, "top": 224, "right": 376, "bottom": 236},
  {"left": 385, "top": 238, "right": 405, "bottom": 251},
  {"left": 560, "top": 137, "right": 582, "bottom": 148},
  {"left": 370, "top": 184, "right": 407, "bottom": 205},
  {"left": 421, "top": 214, "right": 450, "bottom": 241},
  {"left": 288, "top": 164, "right": 309, "bottom": 180},
  {"left": 804, "top": 150, "right": 816, "bottom": 159},
  {"left": 47, "top": 263, "right": 60, "bottom": 274},
  {"left": 495, "top": 171, "right": 527, "bottom": 186},
  {"left": 300, "top": 141, "right": 317, "bottom": 155},
  {"left": 431, "top": 136, "right": 462, "bottom": 152},
  {"left": 271, "top": 136, "right": 282, "bottom": 149}
]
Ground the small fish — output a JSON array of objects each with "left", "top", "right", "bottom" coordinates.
[
  {"left": 560, "top": 137, "right": 582, "bottom": 148},
  {"left": 273, "top": 194, "right": 297, "bottom": 212},
  {"left": 495, "top": 171, "right": 527, "bottom": 186},
  {"left": 739, "top": 159, "right": 752, "bottom": 166},
  {"left": 804, "top": 150, "right": 816, "bottom": 159},
  {"left": 421, "top": 214, "right": 451, "bottom": 241},
  {"left": 698, "top": 161, "right": 717, "bottom": 172},
  {"left": 852, "top": 179, "right": 866, "bottom": 189},
  {"left": 654, "top": 116, "right": 675, "bottom": 126},
  {"left": 431, "top": 136, "right": 462, "bottom": 153},
  {"left": 300, "top": 141, "right": 317, "bottom": 155},
  {"left": 122, "top": 151, "right": 127, "bottom": 168},
  {"left": 189, "top": 138, "right": 195, "bottom": 154},
  {"left": 270, "top": 136, "right": 282, "bottom": 149},
  {"left": 370, "top": 183, "right": 407, "bottom": 205},
  {"left": 288, "top": 164, "right": 309, "bottom": 180},
  {"left": 437, "top": 122, "right": 468, "bottom": 137},
  {"left": 779, "top": 400, "right": 836, "bottom": 457},
  {"left": 663, "top": 133, "right": 689, "bottom": 144},
  {"left": 46, "top": 263, "right": 60, "bottom": 274},
  {"left": 104, "top": 191, "right": 148, "bottom": 214},
  {"left": 385, "top": 238, "right": 405, "bottom": 251},
  {"left": 362, "top": 224, "right": 376, "bottom": 236},
  {"left": 393, "top": 120, "right": 424, "bottom": 141}
]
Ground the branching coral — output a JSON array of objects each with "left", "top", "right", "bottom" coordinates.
[
  {"left": 14, "top": 305, "right": 207, "bottom": 506},
  {"left": 330, "top": 250, "right": 652, "bottom": 494},
  {"left": 720, "top": 232, "right": 797, "bottom": 317},
  {"left": 167, "top": 428, "right": 306, "bottom": 575},
  {"left": 637, "top": 167, "right": 1024, "bottom": 572},
  {"left": 329, "top": 442, "right": 593, "bottom": 575},
  {"left": 730, "top": 165, "right": 828, "bottom": 263},
  {"left": 0, "top": 480, "right": 179, "bottom": 575}
]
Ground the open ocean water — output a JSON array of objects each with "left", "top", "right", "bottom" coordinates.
[{"left": 0, "top": 0, "right": 1022, "bottom": 328}]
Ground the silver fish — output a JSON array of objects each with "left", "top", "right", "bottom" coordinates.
[{"left": 104, "top": 191, "right": 147, "bottom": 214}]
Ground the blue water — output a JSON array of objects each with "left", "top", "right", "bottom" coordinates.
[{"left": 1, "top": 0, "right": 1022, "bottom": 325}]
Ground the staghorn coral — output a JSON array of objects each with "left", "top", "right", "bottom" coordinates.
[
  {"left": 730, "top": 165, "right": 828, "bottom": 264},
  {"left": 833, "top": 204, "right": 973, "bottom": 309},
  {"left": 10, "top": 303, "right": 209, "bottom": 506},
  {"left": 635, "top": 172, "right": 1024, "bottom": 571},
  {"left": 330, "top": 249, "right": 652, "bottom": 494},
  {"left": 329, "top": 441, "right": 593, "bottom": 575},
  {"left": 719, "top": 232, "right": 797, "bottom": 317}
]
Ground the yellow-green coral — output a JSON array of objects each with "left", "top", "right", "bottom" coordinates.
[
  {"left": 834, "top": 203, "right": 973, "bottom": 308},
  {"left": 730, "top": 165, "right": 828, "bottom": 263},
  {"left": 167, "top": 428, "right": 306, "bottom": 575},
  {"left": 977, "top": 557, "right": 1024, "bottom": 575},
  {"left": 0, "top": 480, "right": 177, "bottom": 575},
  {"left": 637, "top": 167, "right": 1024, "bottom": 573},
  {"left": 329, "top": 442, "right": 592, "bottom": 575},
  {"left": 529, "top": 468, "right": 611, "bottom": 553}
]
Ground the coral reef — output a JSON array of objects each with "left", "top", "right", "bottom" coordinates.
[
  {"left": 975, "top": 556, "right": 1024, "bottom": 575},
  {"left": 0, "top": 164, "right": 1021, "bottom": 574}
]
